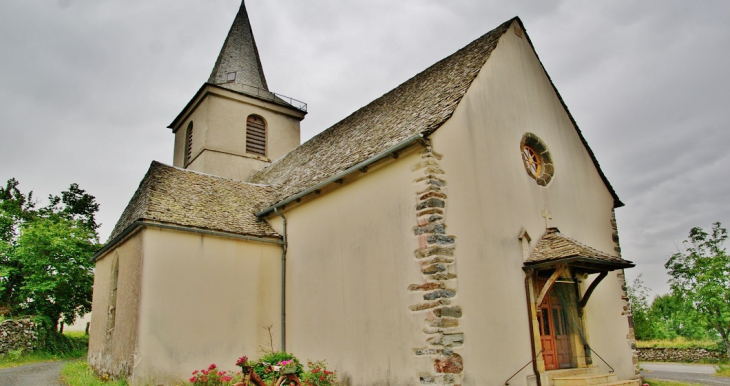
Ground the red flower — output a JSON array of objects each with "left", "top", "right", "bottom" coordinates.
[
  {"left": 320, "top": 375, "right": 325, "bottom": 381},
  {"left": 189, "top": 376, "right": 196, "bottom": 383},
  {"left": 208, "top": 364, "right": 217, "bottom": 370}
]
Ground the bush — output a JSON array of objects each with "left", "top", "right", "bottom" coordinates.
[
  {"left": 186, "top": 352, "right": 339, "bottom": 386},
  {"left": 302, "top": 360, "right": 338, "bottom": 386},
  {"left": 254, "top": 352, "right": 303, "bottom": 382},
  {"left": 189, "top": 363, "right": 240, "bottom": 386}
]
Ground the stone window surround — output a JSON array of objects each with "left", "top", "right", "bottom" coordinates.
[{"left": 520, "top": 133, "right": 554, "bottom": 186}]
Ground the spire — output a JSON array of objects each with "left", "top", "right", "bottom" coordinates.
[{"left": 208, "top": 1, "right": 269, "bottom": 93}]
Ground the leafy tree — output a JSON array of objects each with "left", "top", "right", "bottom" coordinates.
[
  {"left": 666, "top": 222, "right": 729, "bottom": 351},
  {"left": 0, "top": 179, "right": 100, "bottom": 331},
  {"left": 0, "top": 178, "right": 36, "bottom": 314},
  {"left": 650, "top": 293, "right": 708, "bottom": 340},
  {"left": 627, "top": 275, "right": 658, "bottom": 340}
]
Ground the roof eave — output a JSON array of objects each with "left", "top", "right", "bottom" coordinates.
[
  {"left": 523, "top": 255, "right": 635, "bottom": 273},
  {"left": 168, "top": 83, "right": 307, "bottom": 132},
  {"left": 92, "top": 220, "right": 284, "bottom": 262}
]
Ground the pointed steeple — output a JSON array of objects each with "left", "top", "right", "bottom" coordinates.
[{"left": 208, "top": 1, "right": 269, "bottom": 93}]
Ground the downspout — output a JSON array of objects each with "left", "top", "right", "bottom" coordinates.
[
  {"left": 274, "top": 208, "right": 288, "bottom": 351},
  {"left": 525, "top": 272, "right": 542, "bottom": 386}
]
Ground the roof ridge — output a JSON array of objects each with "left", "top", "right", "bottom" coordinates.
[{"left": 250, "top": 18, "right": 515, "bottom": 194}]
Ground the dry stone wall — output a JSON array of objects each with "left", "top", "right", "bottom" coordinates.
[
  {"left": 409, "top": 146, "right": 464, "bottom": 386},
  {"left": 0, "top": 319, "right": 39, "bottom": 354},
  {"left": 637, "top": 347, "right": 722, "bottom": 362}
]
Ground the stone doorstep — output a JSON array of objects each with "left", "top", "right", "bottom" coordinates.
[
  {"left": 553, "top": 374, "right": 618, "bottom": 386},
  {"left": 598, "top": 380, "right": 640, "bottom": 386}
]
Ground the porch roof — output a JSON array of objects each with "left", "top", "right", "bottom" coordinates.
[{"left": 524, "top": 228, "right": 634, "bottom": 273}]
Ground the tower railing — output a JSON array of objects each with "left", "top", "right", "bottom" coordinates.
[{"left": 234, "top": 83, "right": 308, "bottom": 112}]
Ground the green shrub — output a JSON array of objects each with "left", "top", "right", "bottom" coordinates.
[
  {"left": 33, "top": 316, "right": 88, "bottom": 355},
  {"left": 254, "top": 352, "right": 303, "bottom": 382}
]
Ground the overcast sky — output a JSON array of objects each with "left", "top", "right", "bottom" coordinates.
[{"left": 1, "top": 0, "right": 728, "bottom": 297}]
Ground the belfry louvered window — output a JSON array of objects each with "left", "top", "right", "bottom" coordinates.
[
  {"left": 185, "top": 121, "right": 194, "bottom": 167},
  {"left": 246, "top": 115, "right": 267, "bottom": 156}
]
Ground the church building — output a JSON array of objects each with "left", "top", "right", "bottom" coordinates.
[{"left": 88, "top": 3, "right": 640, "bottom": 386}]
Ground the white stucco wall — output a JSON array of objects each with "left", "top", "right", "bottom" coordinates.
[
  {"left": 429, "top": 20, "right": 634, "bottom": 385},
  {"left": 131, "top": 227, "right": 283, "bottom": 385},
  {"left": 268, "top": 147, "right": 426, "bottom": 386},
  {"left": 256, "top": 20, "right": 633, "bottom": 386},
  {"left": 88, "top": 231, "right": 144, "bottom": 379},
  {"left": 173, "top": 88, "right": 303, "bottom": 181}
]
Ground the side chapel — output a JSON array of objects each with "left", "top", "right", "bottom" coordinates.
[{"left": 88, "top": 3, "right": 640, "bottom": 386}]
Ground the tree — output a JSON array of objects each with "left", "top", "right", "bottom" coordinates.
[
  {"left": 627, "top": 275, "right": 657, "bottom": 340},
  {"left": 666, "top": 222, "right": 729, "bottom": 350},
  {"left": 650, "top": 293, "right": 708, "bottom": 340},
  {"left": 0, "top": 179, "right": 100, "bottom": 331}
]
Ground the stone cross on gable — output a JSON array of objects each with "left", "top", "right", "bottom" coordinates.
[{"left": 541, "top": 208, "right": 552, "bottom": 229}]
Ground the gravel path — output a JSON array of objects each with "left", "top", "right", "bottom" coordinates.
[
  {"left": 0, "top": 361, "right": 65, "bottom": 386},
  {"left": 641, "top": 362, "right": 730, "bottom": 386}
]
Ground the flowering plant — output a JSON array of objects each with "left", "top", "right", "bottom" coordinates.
[
  {"left": 189, "top": 363, "right": 239, "bottom": 386},
  {"left": 302, "top": 360, "right": 338, "bottom": 386},
  {"left": 254, "top": 352, "right": 303, "bottom": 382},
  {"left": 236, "top": 355, "right": 251, "bottom": 371},
  {"left": 278, "top": 359, "right": 298, "bottom": 374}
]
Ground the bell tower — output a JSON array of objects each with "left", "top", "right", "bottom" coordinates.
[{"left": 168, "top": 1, "right": 306, "bottom": 181}]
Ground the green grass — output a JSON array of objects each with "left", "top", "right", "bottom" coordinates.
[
  {"left": 0, "top": 348, "right": 87, "bottom": 369},
  {"left": 637, "top": 337, "right": 720, "bottom": 350},
  {"left": 60, "top": 360, "right": 128, "bottom": 386},
  {"left": 644, "top": 379, "right": 705, "bottom": 386},
  {"left": 717, "top": 364, "right": 730, "bottom": 377},
  {"left": 0, "top": 331, "right": 88, "bottom": 369}
]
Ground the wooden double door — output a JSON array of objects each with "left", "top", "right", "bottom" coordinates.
[{"left": 538, "top": 284, "right": 574, "bottom": 370}]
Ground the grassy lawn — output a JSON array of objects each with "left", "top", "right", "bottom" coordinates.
[
  {"left": 717, "top": 364, "right": 730, "bottom": 377},
  {"left": 60, "top": 360, "right": 128, "bottom": 386},
  {"left": 644, "top": 380, "right": 706, "bottom": 386},
  {"left": 637, "top": 337, "right": 720, "bottom": 350},
  {"left": 0, "top": 348, "right": 87, "bottom": 369}
]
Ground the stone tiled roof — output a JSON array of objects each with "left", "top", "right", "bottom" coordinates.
[
  {"left": 208, "top": 1, "right": 269, "bottom": 94},
  {"left": 108, "top": 161, "right": 280, "bottom": 242},
  {"left": 249, "top": 18, "right": 516, "bottom": 202},
  {"left": 525, "top": 228, "right": 632, "bottom": 266}
]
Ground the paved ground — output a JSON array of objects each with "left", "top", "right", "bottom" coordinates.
[
  {"left": 641, "top": 362, "right": 730, "bottom": 386},
  {"left": 0, "top": 361, "right": 65, "bottom": 386}
]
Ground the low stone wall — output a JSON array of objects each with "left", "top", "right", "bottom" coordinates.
[
  {"left": 0, "top": 319, "right": 39, "bottom": 354},
  {"left": 637, "top": 347, "right": 722, "bottom": 362}
]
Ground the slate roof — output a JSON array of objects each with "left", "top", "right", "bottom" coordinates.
[
  {"left": 249, "top": 19, "right": 515, "bottom": 203},
  {"left": 109, "top": 16, "right": 625, "bottom": 247},
  {"left": 208, "top": 1, "right": 270, "bottom": 94},
  {"left": 525, "top": 228, "right": 633, "bottom": 267},
  {"left": 108, "top": 161, "right": 280, "bottom": 241}
]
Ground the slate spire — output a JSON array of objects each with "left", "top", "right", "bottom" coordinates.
[{"left": 208, "top": 1, "right": 269, "bottom": 93}]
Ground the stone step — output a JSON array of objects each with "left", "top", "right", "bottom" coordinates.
[
  {"left": 598, "top": 380, "right": 640, "bottom": 386},
  {"left": 553, "top": 373, "right": 618, "bottom": 386}
]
